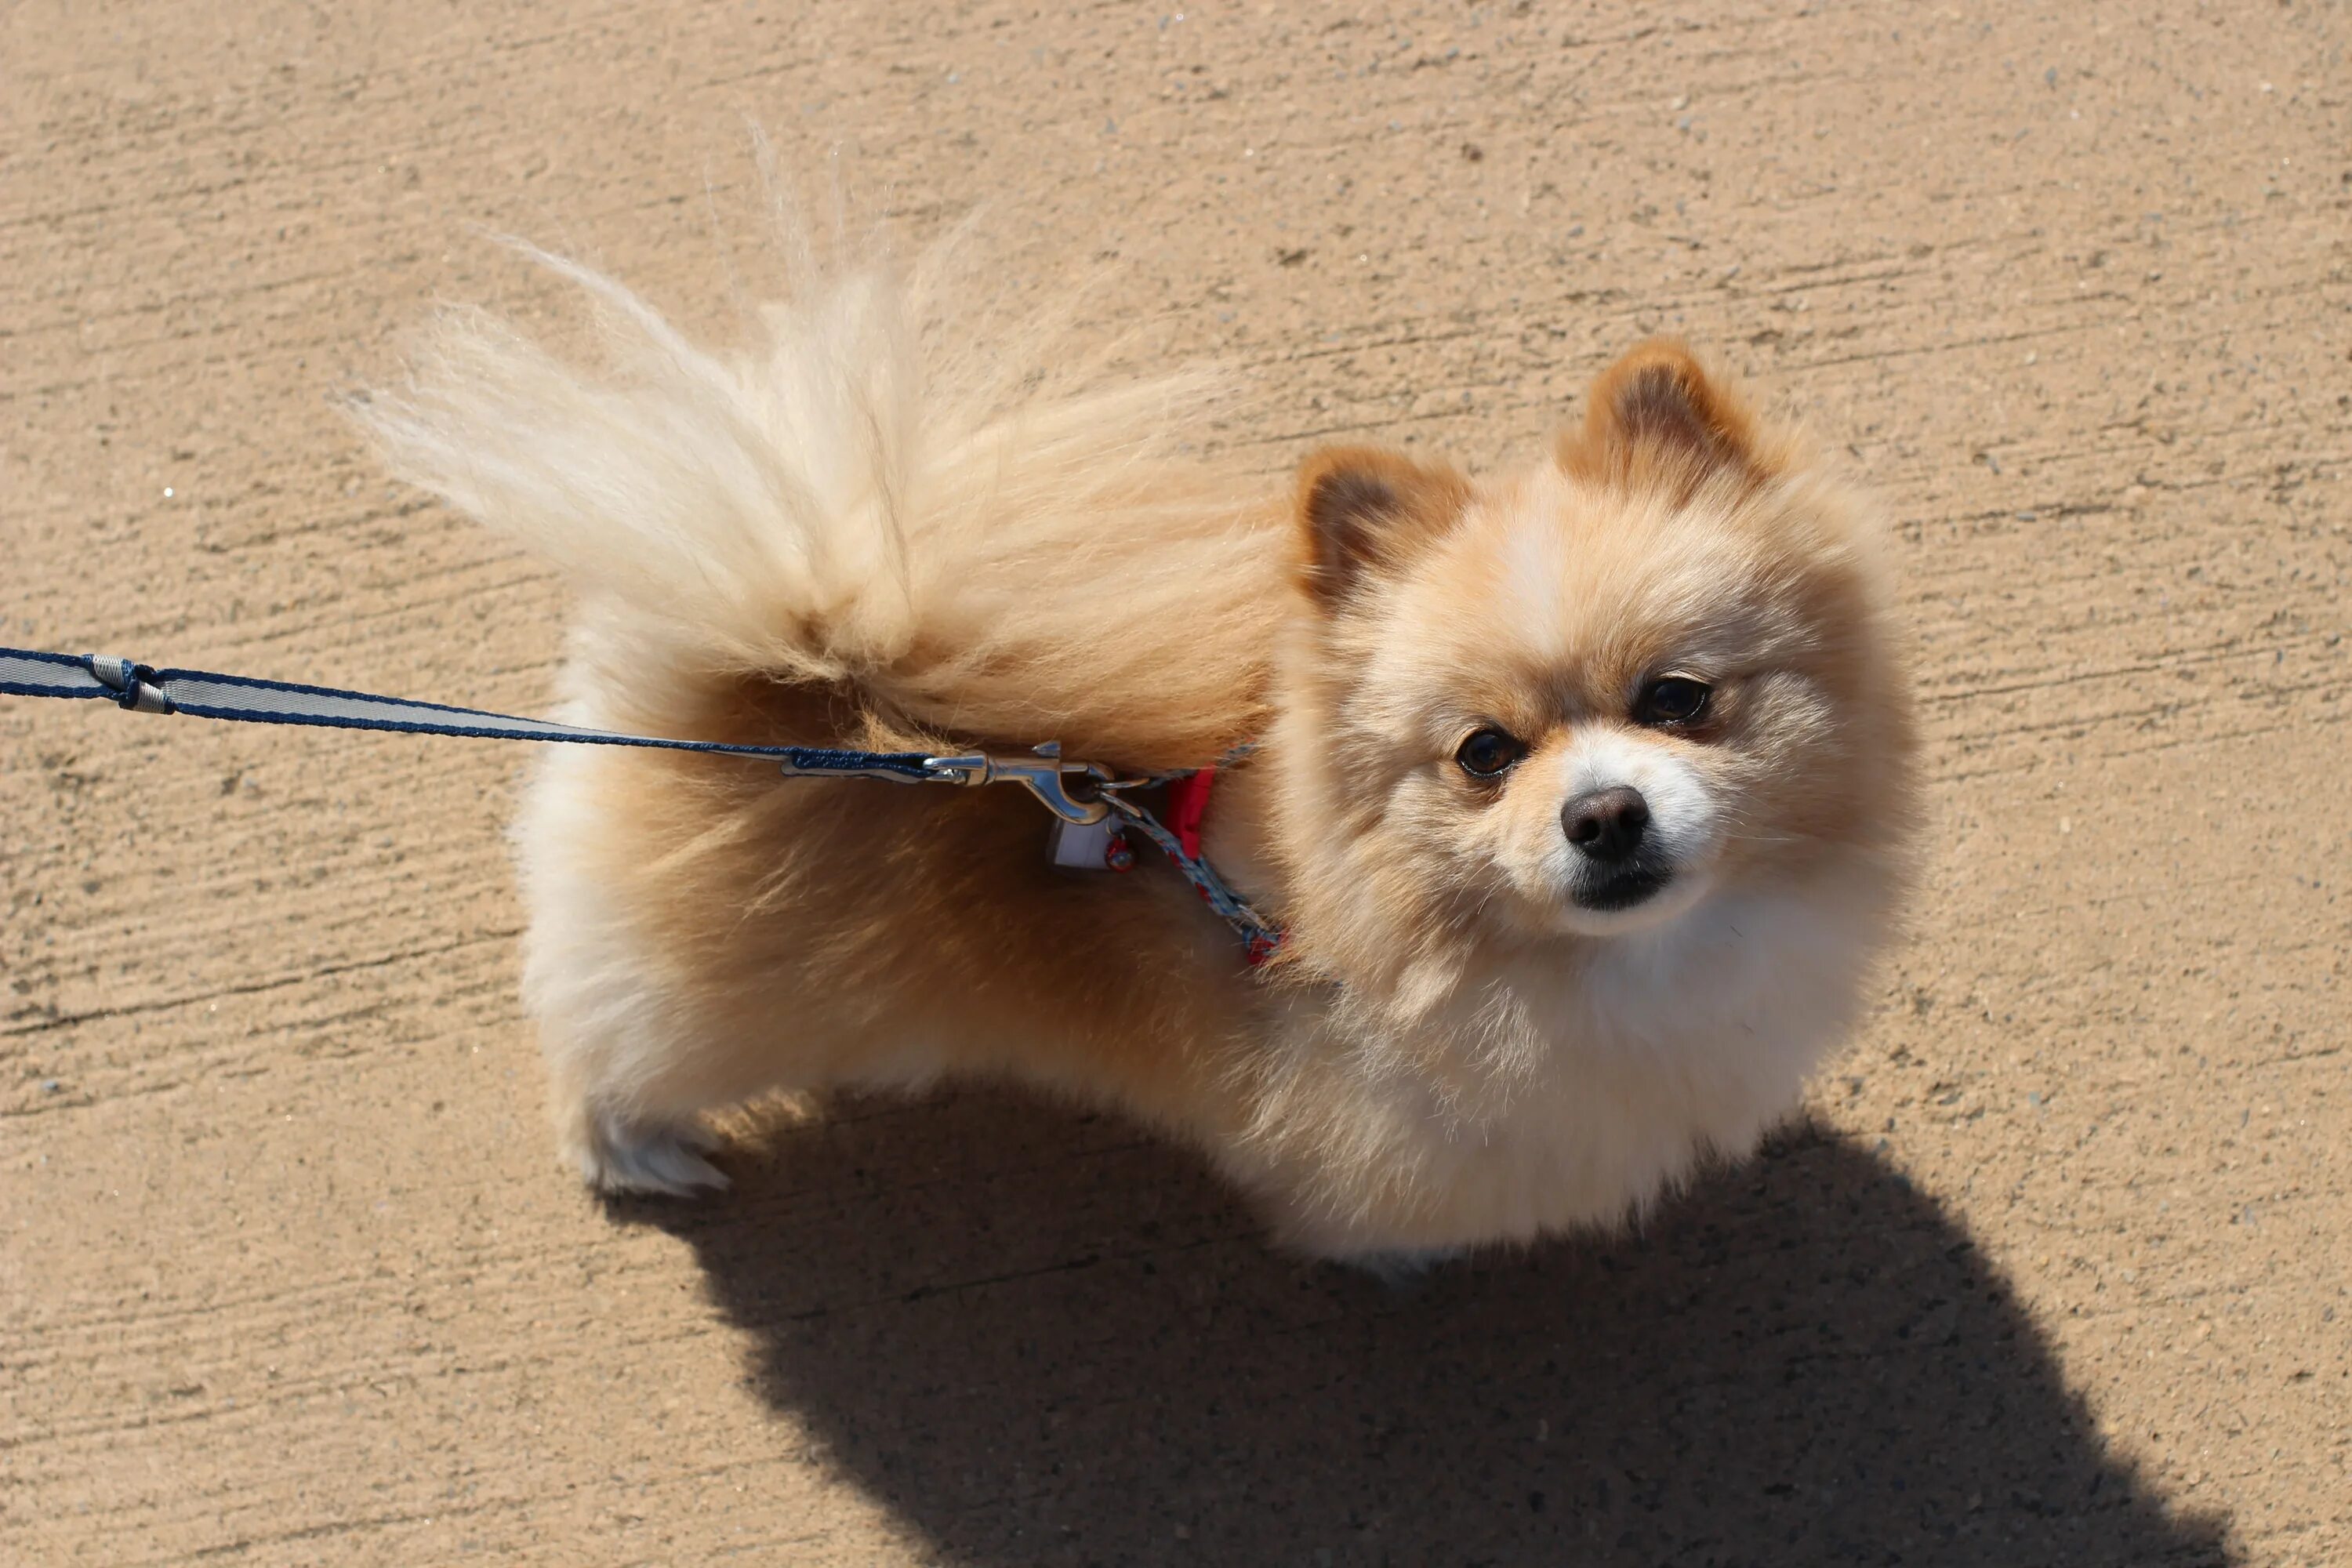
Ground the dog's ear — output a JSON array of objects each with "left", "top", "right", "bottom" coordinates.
[
  {"left": 1294, "top": 445, "right": 1469, "bottom": 606},
  {"left": 1560, "top": 339, "right": 1766, "bottom": 492}
]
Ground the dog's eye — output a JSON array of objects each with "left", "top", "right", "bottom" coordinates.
[
  {"left": 1636, "top": 677, "right": 1712, "bottom": 727},
  {"left": 1455, "top": 728, "right": 1526, "bottom": 778}
]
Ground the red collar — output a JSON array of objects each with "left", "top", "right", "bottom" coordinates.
[{"left": 1163, "top": 765, "right": 1218, "bottom": 862}]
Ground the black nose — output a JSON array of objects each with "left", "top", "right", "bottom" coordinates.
[{"left": 1563, "top": 785, "right": 1650, "bottom": 863}]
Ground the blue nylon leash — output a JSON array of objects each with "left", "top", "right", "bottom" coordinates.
[
  {"left": 0, "top": 645, "right": 1283, "bottom": 956},
  {"left": 0, "top": 647, "right": 936, "bottom": 772}
]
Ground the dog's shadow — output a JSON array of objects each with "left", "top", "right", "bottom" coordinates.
[{"left": 619, "top": 1093, "right": 2231, "bottom": 1566}]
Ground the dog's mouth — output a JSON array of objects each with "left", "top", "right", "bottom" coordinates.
[{"left": 1571, "top": 860, "right": 1675, "bottom": 912}]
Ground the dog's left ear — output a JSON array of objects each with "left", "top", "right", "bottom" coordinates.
[
  {"left": 1293, "top": 445, "right": 1470, "bottom": 606},
  {"left": 1560, "top": 339, "right": 1767, "bottom": 492}
]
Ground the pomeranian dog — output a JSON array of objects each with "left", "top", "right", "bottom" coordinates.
[{"left": 364, "top": 241, "right": 1917, "bottom": 1262}]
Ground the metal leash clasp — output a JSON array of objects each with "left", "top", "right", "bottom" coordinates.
[{"left": 922, "top": 742, "right": 1123, "bottom": 825}]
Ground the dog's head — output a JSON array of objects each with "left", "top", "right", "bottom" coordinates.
[{"left": 1269, "top": 342, "right": 1915, "bottom": 972}]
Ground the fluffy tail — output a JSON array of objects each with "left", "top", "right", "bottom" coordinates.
[{"left": 358, "top": 244, "right": 1284, "bottom": 768}]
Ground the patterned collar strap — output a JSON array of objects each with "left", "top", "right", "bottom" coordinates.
[{"left": 1100, "top": 764, "right": 1287, "bottom": 964}]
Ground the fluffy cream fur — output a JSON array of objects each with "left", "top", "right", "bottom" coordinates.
[{"left": 361, "top": 242, "right": 1918, "bottom": 1261}]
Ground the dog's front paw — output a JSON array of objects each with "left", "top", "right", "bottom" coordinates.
[{"left": 569, "top": 1113, "right": 730, "bottom": 1197}]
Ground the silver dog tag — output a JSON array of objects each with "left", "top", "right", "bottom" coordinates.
[{"left": 1050, "top": 816, "right": 1133, "bottom": 871}]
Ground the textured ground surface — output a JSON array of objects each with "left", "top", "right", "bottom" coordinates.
[{"left": 5, "top": 2, "right": 2347, "bottom": 1563}]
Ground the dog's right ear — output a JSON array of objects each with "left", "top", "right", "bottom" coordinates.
[{"left": 1294, "top": 445, "right": 1468, "bottom": 607}]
